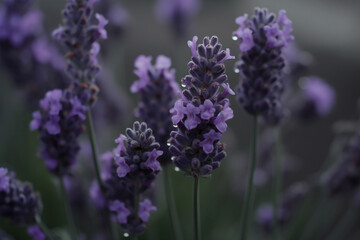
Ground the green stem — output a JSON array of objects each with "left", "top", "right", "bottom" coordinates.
[
  {"left": 35, "top": 215, "right": 56, "bottom": 240},
  {"left": 240, "top": 116, "right": 259, "bottom": 240},
  {"left": 60, "top": 177, "right": 77, "bottom": 240},
  {"left": 110, "top": 218, "right": 121, "bottom": 240},
  {"left": 164, "top": 167, "right": 183, "bottom": 240},
  {"left": 272, "top": 128, "right": 283, "bottom": 240},
  {"left": 86, "top": 110, "right": 103, "bottom": 189},
  {"left": 193, "top": 177, "right": 201, "bottom": 240}
]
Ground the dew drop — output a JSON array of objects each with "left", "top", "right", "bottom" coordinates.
[
  {"left": 173, "top": 124, "right": 178, "bottom": 128},
  {"left": 174, "top": 167, "right": 180, "bottom": 172},
  {"left": 232, "top": 36, "right": 238, "bottom": 41},
  {"left": 124, "top": 233, "right": 130, "bottom": 238},
  {"left": 167, "top": 142, "right": 171, "bottom": 146},
  {"left": 181, "top": 84, "right": 186, "bottom": 87},
  {"left": 234, "top": 68, "right": 240, "bottom": 73},
  {"left": 171, "top": 156, "right": 176, "bottom": 161}
]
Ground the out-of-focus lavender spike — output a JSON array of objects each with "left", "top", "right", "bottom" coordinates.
[
  {"left": 326, "top": 131, "right": 360, "bottom": 196},
  {"left": 233, "top": 8, "right": 294, "bottom": 125},
  {"left": 53, "top": 0, "right": 108, "bottom": 106},
  {"left": 89, "top": 122, "right": 161, "bottom": 235},
  {"left": 0, "top": 0, "right": 69, "bottom": 108},
  {"left": 155, "top": 0, "right": 201, "bottom": 37},
  {"left": 168, "top": 35, "right": 234, "bottom": 177},
  {"left": 0, "top": 168, "right": 41, "bottom": 225},
  {"left": 256, "top": 182, "right": 309, "bottom": 232},
  {"left": 132, "top": 55, "right": 180, "bottom": 165},
  {"left": 30, "top": 89, "right": 88, "bottom": 176},
  {"left": 293, "top": 76, "right": 335, "bottom": 121}
]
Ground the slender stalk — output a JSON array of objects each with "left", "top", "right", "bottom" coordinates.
[
  {"left": 272, "top": 128, "right": 283, "bottom": 240},
  {"left": 240, "top": 116, "right": 259, "bottom": 240},
  {"left": 60, "top": 177, "right": 77, "bottom": 240},
  {"left": 193, "top": 177, "right": 201, "bottom": 240},
  {"left": 35, "top": 215, "right": 56, "bottom": 240},
  {"left": 86, "top": 110, "right": 103, "bottom": 189},
  {"left": 164, "top": 167, "right": 183, "bottom": 240},
  {"left": 110, "top": 217, "right": 121, "bottom": 240}
]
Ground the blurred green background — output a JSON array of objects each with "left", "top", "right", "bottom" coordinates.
[{"left": 1, "top": 0, "right": 360, "bottom": 239}]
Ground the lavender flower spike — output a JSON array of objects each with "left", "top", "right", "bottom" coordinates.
[
  {"left": 168, "top": 36, "right": 235, "bottom": 177},
  {"left": 53, "top": 0, "right": 108, "bottom": 105},
  {"left": 132, "top": 55, "right": 180, "bottom": 165},
  {"left": 234, "top": 8, "right": 294, "bottom": 120},
  {"left": 0, "top": 168, "right": 41, "bottom": 225},
  {"left": 90, "top": 122, "right": 162, "bottom": 235},
  {"left": 30, "top": 89, "right": 88, "bottom": 176}
]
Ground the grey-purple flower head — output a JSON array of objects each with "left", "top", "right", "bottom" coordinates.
[
  {"left": 0, "top": 168, "right": 41, "bottom": 225},
  {"left": 155, "top": 0, "right": 200, "bottom": 37},
  {"left": 52, "top": 0, "right": 108, "bottom": 105},
  {"left": 234, "top": 8, "right": 294, "bottom": 120},
  {"left": 168, "top": 35, "right": 234, "bottom": 177},
  {"left": 90, "top": 122, "right": 161, "bottom": 235},
  {"left": 30, "top": 89, "right": 88, "bottom": 176},
  {"left": 295, "top": 76, "right": 335, "bottom": 120},
  {"left": 131, "top": 55, "right": 180, "bottom": 165}
]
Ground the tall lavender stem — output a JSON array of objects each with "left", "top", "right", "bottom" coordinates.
[
  {"left": 86, "top": 111, "right": 103, "bottom": 189},
  {"left": 60, "top": 177, "right": 77, "bottom": 240},
  {"left": 272, "top": 128, "right": 283, "bottom": 240},
  {"left": 164, "top": 167, "right": 183, "bottom": 240},
  {"left": 240, "top": 116, "right": 259, "bottom": 240},
  {"left": 193, "top": 177, "right": 200, "bottom": 240}
]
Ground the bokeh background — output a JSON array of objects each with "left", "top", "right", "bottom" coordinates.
[{"left": 1, "top": 0, "right": 360, "bottom": 239}]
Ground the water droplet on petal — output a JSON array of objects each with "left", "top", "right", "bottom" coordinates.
[
  {"left": 234, "top": 68, "right": 240, "bottom": 73},
  {"left": 171, "top": 156, "right": 175, "bottom": 161},
  {"left": 124, "top": 233, "right": 129, "bottom": 237},
  {"left": 232, "top": 36, "right": 238, "bottom": 41},
  {"left": 181, "top": 84, "right": 186, "bottom": 88},
  {"left": 173, "top": 124, "right": 178, "bottom": 128},
  {"left": 174, "top": 167, "right": 180, "bottom": 172},
  {"left": 167, "top": 142, "right": 171, "bottom": 146}
]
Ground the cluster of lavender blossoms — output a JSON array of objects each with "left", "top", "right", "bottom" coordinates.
[
  {"left": 0, "top": 0, "right": 68, "bottom": 108},
  {"left": 233, "top": 8, "right": 294, "bottom": 123},
  {"left": 30, "top": 0, "right": 107, "bottom": 175},
  {"left": 52, "top": 0, "right": 108, "bottom": 106},
  {"left": 0, "top": 168, "right": 41, "bottom": 225},
  {"left": 30, "top": 89, "right": 88, "bottom": 175},
  {"left": 131, "top": 55, "right": 180, "bottom": 165},
  {"left": 168, "top": 36, "right": 234, "bottom": 177},
  {"left": 91, "top": 122, "right": 161, "bottom": 235}
]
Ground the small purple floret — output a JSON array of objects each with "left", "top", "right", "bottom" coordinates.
[{"left": 138, "top": 199, "right": 157, "bottom": 222}]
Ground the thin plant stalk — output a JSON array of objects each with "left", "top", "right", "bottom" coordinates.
[
  {"left": 86, "top": 111, "right": 103, "bottom": 189},
  {"left": 60, "top": 177, "right": 77, "bottom": 240},
  {"left": 240, "top": 116, "right": 259, "bottom": 240},
  {"left": 193, "top": 177, "right": 201, "bottom": 240},
  {"left": 164, "top": 167, "right": 183, "bottom": 240},
  {"left": 272, "top": 128, "right": 283, "bottom": 240},
  {"left": 87, "top": 110, "right": 120, "bottom": 240},
  {"left": 35, "top": 215, "right": 56, "bottom": 240}
]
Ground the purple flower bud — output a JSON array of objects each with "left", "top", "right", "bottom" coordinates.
[
  {"left": 109, "top": 200, "right": 131, "bottom": 224},
  {"left": 171, "top": 100, "right": 187, "bottom": 124},
  {"left": 214, "top": 103, "right": 234, "bottom": 133},
  {"left": 115, "top": 156, "right": 130, "bottom": 178},
  {"left": 144, "top": 149, "right": 163, "bottom": 171},
  {"left": 199, "top": 100, "right": 216, "bottom": 120},
  {"left": 138, "top": 199, "right": 157, "bottom": 222},
  {"left": 184, "top": 103, "right": 201, "bottom": 130},
  {"left": 27, "top": 226, "right": 45, "bottom": 240},
  {"left": 89, "top": 181, "right": 107, "bottom": 208},
  {"left": 199, "top": 130, "right": 222, "bottom": 154},
  {"left": 96, "top": 14, "right": 109, "bottom": 39}
]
